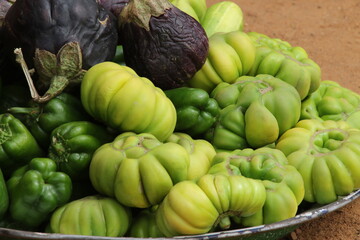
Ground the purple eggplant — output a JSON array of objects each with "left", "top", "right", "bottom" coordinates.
[
  {"left": 0, "top": 0, "right": 13, "bottom": 74},
  {"left": 0, "top": 0, "right": 13, "bottom": 27},
  {"left": 97, "top": 0, "right": 129, "bottom": 45},
  {"left": 97, "top": 0, "right": 128, "bottom": 18},
  {"left": 1, "top": 0, "right": 118, "bottom": 102},
  {"left": 119, "top": 0, "right": 209, "bottom": 90}
]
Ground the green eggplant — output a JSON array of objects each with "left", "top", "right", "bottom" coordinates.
[{"left": 276, "top": 119, "right": 360, "bottom": 204}]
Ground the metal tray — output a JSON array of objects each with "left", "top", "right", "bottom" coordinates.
[{"left": 0, "top": 189, "right": 359, "bottom": 240}]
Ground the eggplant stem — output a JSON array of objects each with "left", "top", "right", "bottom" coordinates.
[
  {"left": 219, "top": 216, "right": 231, "bottom": 230},
  {"left": 14, "top": 48, "right": 41, "bottom": 101}
]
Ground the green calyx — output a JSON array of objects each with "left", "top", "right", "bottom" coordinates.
[
  {"left": 309, "top": 128, "right": 349, "bottom": 155},
  {"left": 166, "top": 133, "right": 195, "bottom": 154},
  {"left": 0, "top": 123, "right": 12, "bottom": 144},
  {"left": 254, "top": 80, "right": 273, "bottom": 95},
  {"left": 49, "top": 134, "right": 70, "bottom": 164},
  {"left": 14, "top": 42, "right": 87, "bottom": 104},
  {"left": 120, "top": 0, "right": 173, "bottom": 31},
  {"left": 111, "top": 133, "right": 163, "bottom": 158}
]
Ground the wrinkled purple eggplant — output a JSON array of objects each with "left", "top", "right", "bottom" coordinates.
[
  {"left": 119, "top": 0, "right": 209, "bottom": 90},
  {"left": 1, "top": 0, "right": 118, "bottom": 102}
]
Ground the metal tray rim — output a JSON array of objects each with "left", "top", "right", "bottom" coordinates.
[{"left": 0, "top": 189, "right": 359, "bottom": 240}]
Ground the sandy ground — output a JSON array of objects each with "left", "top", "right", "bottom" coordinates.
[{"left": 208, "top": 0, "right": 360, "bottom": 239}]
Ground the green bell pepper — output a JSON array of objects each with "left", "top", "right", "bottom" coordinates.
[
  {"left": 0, "top": 113, "right": 44, "bottom": 176},
  {"left": 9, "top": 92, "right": 90, "bottom": 149},
  {"left": 0, "top": 213, "right": 31, "bottom": 231},
  {"left": 301, "top": 80, "right": 360, "bottom": 129},
  {"left": 49, "top": 195, "right": 131, "bottom": 237},
  {"left": 165, "top": 87, "right": 220, "bottom": 137},
  {"left": 0, "top": 169, "right": 8, "bottom": 220},
  {"left": 276, "top": 119, "right": 360, "bottom": 204},
  {"left": 90, "top": 132, "right": 190, "bottom": 208},
  {"left": 48, "top": 121, "right": 113, "bottom": 180},
  {"left": 6, "top": 157, "right": 72, "bottom": 228}
]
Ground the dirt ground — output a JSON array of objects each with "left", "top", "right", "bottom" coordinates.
[{"left": 208, "top": 0, "right": 360, "bottom": 240}]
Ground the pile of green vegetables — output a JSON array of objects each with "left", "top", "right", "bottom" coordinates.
[{"left": 0, "top": 0, "right": 359, "bottom": 238}]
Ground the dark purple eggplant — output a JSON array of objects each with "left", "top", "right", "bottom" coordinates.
[
  {"left": 1, "top": 0, "right": 118, "bottom": 103},
  {"left": 119, "top": 0, "right": 209, "bottom": 90},
  {"left": 97, "top": 0, "right": 129, "bottom": 45},
  {"left": 0, "top": 0, "right": 13, "bottom": 27},
  {"left": 97, "top": 0, "right": 128, "bottom": 18},
  {"left": 0, "top": 0, "right": 13, "bottom": 74}
]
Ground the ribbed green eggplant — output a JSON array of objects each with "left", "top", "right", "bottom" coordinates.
[
  {"left": 208, "top": 147, "right": 304, "bottom": 226},
  {"left": 201, "top": 1, "right": 244, "bottom": 37},
  {"left": 247, "top": 32, "right": 321, "bottom": 100},
  {"left": 49, "top": 195, "right": 131, "bottom": 237},
  {"left": 276, "top": 119, "right": 360, "bottom": 204},
  {"left": 165, "top": 132, "right": 216, "bottom": 180},
  {"left": 189, "top": 31, "right": 256, "bottom": 93},
  {"left": 155, "top": 174, "right": 266, "bottom": 236},
  {"left": 81, "top": 62, "right": 176, "bottom": 141},
  {"left": 207, "top": 74, "right": 301, "bottom": 150},
  {"left": 301, "top": 80, "right": 360, "bottom": 129},
  {"left": 170, "top": 0, "right": 207, "bottom": 22},
  {"left": 89, "top": 132, "right": 190, "bottom": 208}
]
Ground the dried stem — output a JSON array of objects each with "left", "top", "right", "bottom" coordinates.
[{"left": 14, "top": 48, "right": 41, "bottom": 101}]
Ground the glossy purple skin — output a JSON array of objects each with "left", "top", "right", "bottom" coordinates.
[
  {"left": 121, "top": 7, "right": 209, "bottom": 90},
  {"left": 2, "top": 0, "right": 118, "bottom": 70}
]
